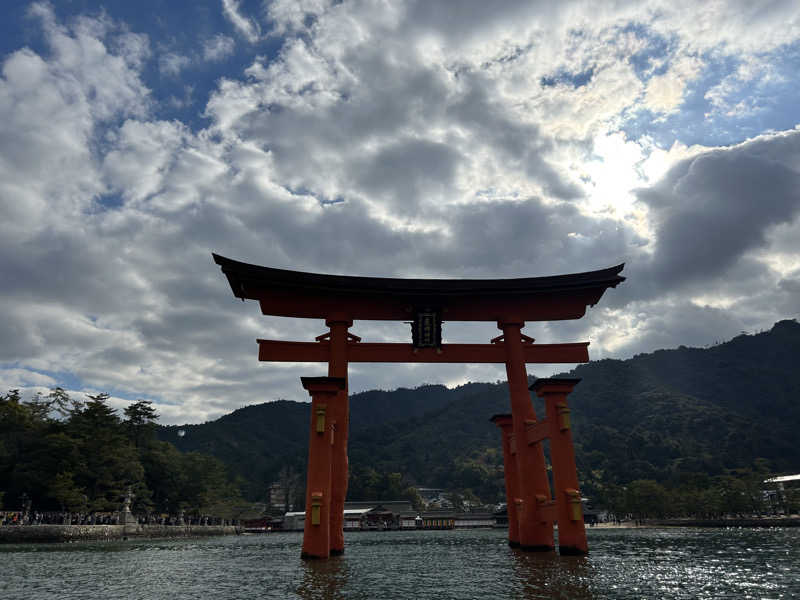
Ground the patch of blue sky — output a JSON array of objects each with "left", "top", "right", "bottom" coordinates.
[
  {"left": 92, "top": 193, "right": 126, "bottom": 212},
  {"left": 0, "top": 2, "right": 45, "bottom": 61},
  {"left": 1, "top": 363, "right": 83, "bottom": 394},
  {"left": 618, "top": 44, "right": 800, "bottom": 149},
  {"left": 619, "top": 57, "right": 738, "bottom": 148},
  {"left": 103, "top": 0, "right": 284, "bottom": 132},
  {"left": 283, "top": 184, "right": 345, "bottom": 205},
  {"left": 541, "top": 24, "right": 675, "bottom": 90},
  {"left": 714, "top": 40, "right": 800, "bottom": 134},
  {"left": 1, "top": 1, "right": 284, "bottom": 133},
  {"left": 618, "top": 22, "right": 675, "bottom": 79},
  {"left": 540, "top": 66, "right": 595, "bottom": 89},
  {"left": 25, "top": 365, "right": 170, "bottom": 406}
]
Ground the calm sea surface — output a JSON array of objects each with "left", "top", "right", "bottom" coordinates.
[{"left": 1, "top": 527, "right": 797, "bottom": 599}]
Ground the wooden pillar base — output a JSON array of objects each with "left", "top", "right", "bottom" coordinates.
[
  {"left": 491, "top": 414, "right": 520, "bottom": 547},
  {"left": 500, "top": 321, "right": 555, "bottom": 552},
  {"left": 326, "top": 318, "right": 351, "bottom": 556},
  {"left": 531, "top": 378, "right": 588, "bottom": 556},
  {"left": 300, "top": 376, "right": 346, "bottom": 560}
]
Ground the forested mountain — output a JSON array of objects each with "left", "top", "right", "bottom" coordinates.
[
  {"left": 569, "top": 318, "right": 800, "bottom": 484},
  {"left": 157, "top": 320, "right": 800, "bottom": 506},
  {"left": 159, "top": 382, "right": 496, "bottom": 499}
]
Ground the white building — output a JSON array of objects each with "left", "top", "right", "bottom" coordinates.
[{"left": 764, "top": 474, "right": 800, "bottom": 513}]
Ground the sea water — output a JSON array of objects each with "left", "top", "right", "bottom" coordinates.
[{"left": 1, "top": 527, "right": 798, "bottom": 599}]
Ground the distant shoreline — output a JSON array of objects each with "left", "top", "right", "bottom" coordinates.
[
  {"left": 4, "top": 518, "right": 799, "bottom": 545},
  {"left": 593, "top": 517, "right": 800, "bottom": 528},
  {"left": 0, "top": 524, "right": 240, "bottom": 544}
]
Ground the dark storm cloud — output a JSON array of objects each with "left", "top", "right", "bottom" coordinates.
[
  {"left": 354, "top": 138, "right": 462, "bottom": 214},
  {"left": 604, "top": 302, "right": 746, "bottom": 358},
  {"left": 0, "top": 302, "right": 41, "bottom": 362},
  {"left": 635, "top": 130, "right": 800, "bottom": 292},
  {"left": 425, "top": 199, "right": 632, "bottom": 276},
  {"left": 446, "top": 74, "right": 583, "bottom": 200},
  {"left": 403, "top": 1, "right": 562, "bottom": 43},
  {"left": 779, "top": 273, "right": 800, "bottom": 295},
  {"left": 208, "top": 183, "right": 633, "bottom": 281}
]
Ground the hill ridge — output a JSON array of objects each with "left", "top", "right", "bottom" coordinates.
[{"left": 157, "top": 319, "right": 800, "bottom": 502}]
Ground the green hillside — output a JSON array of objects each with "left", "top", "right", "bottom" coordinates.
[
  {"left": 158, "top": 319, "right": 800, "bottom": 505},
  {"left": 159, "top": 383, "right": 493, "bottom": 498}
]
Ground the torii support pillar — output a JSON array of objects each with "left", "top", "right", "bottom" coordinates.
[
  {"left": 499, "top": 320, "right": 554, "bottom": 551},
  {"left": 326, "top": 319, "right": 351, "bottom": 556},
  {"left": 531, "top": 378, "right": 588, "bottom": 555},
  {"left": 490, "top": 414, "right": 520, "bottom": 547},
  {"left": 300, "top": 376, "right": 346, "bottom": 560}
]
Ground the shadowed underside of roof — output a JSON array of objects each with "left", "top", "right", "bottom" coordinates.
[{"left": 212, "top": 253, "right": 625, "bottom": 321}]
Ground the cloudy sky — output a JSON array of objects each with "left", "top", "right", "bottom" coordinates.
[{"left": 2, "top": 1, "right": 799, "bottom": 424}]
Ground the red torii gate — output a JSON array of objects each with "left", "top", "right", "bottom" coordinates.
[{"left": 213, "top": 254, "right": 624, "bottom": 558}]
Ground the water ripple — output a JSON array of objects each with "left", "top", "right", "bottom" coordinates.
[{"left": 1, "top": 527, "right": 798, "bottom": 599}]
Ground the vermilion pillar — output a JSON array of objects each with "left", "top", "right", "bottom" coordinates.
[
  {"left": 490, "top": 414, "right": 520, "bottom": 547},
  {"left": 326, "top": 319, "right": 351, "bottom": 556},
  {"left": 499, "top": 321, "right": 554, "bottom": 551},
  {"left": 300, "top": 376, "right": 346, "bottom": 560},
  {"left": 531, "top": 378, "right": 588, "bottom": 555}
]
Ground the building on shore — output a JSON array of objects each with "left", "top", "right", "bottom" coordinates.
[
  {"left": 344, "top": 501, "right": 413, "bottom": 514},
  {"left": 400, "top": 511, "right": 496, "bottom": 529},
  {"left": 284, "top": 502, "right": 413, "bottom": 531},
  {"left": 281, "top": 501, "right": 497, "bottom": 531},
  {"left": 764, "top": 474, "right": 800, "bottom": 514}
]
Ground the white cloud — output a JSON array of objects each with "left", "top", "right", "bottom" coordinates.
[
  {"left": 0, "top": 4, "right": 150, "bottom": 233},
  {"left": 159, "top": 51, "right": 190, "bottom": 76},
  {"left": 27, "top": 2, "right": 150, "bottom": 120},
  {"left": 103, "top": 120, "right": 188, "bottom": 203},
  {"left": 643, "top": 54, "right": 702, "bottom": 115},
  {"left": 0, "top": 369, "right": 57, "bottom": 389},
  {"left": 203, "top": 34, "right": 235, "bottom": 62},
  {"left": 222, "top": 0, "right": 261, "bottom": 43},
  {"left": 266, "top": 0, "right": 331, "bottom": 36}
]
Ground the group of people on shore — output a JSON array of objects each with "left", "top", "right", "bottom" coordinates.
[
  {"left": 1, "top": 511, "right": 127, "bottom": 526},
  {"left": 0, "top": 510, "right": 239, "bottom": 527}
]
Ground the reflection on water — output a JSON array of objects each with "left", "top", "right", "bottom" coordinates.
[
  {"left": 510, "top": 549, "right": 593, "bottom": 600},
  {"left": 297, "top": 556, "right": 352, "bottom": 600},
  {"left": 1, "top": 527, "right": 798, "bottom": 599}
]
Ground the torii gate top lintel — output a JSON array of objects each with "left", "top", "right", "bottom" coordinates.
[{"left": 212, "top": 253, "right": 625, "bottom": 322}]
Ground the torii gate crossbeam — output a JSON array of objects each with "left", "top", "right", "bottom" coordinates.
[{"left": 257, "top": 340, "right": 590, "bottom": 363}]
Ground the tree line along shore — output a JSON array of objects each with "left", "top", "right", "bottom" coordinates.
[
  {"left": 0, "top": 388, "right": 252, "bottom": 525},
  {"left": 3, "top": 385, "right": 799, "bottom": 528}
]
